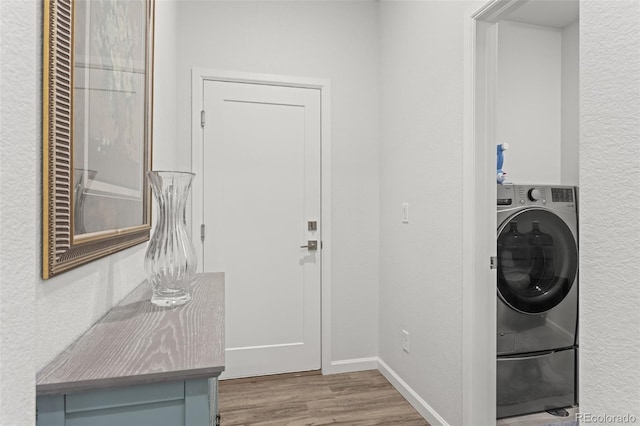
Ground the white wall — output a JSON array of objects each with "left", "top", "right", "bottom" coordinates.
[
  {"left": 561, "top": 20, "right": 579, "bottom": 186},
  {"left": 579, "top": 0, "right": 640, "bottom": 417},
  {"left": 497, "top": 20, "right": 562, "bottom": 185},
  {"left": 0, "top": 1, "right": 38, "bottom": 423},
  {"left": 378, "top": 2, "right": 471, "bottom": 424},
  {"left": 0, "top": 2, "right": 179, "bottom": 424},
  {"left": 175, "top": 1, "right": 380, "bottom": 364},
  {"left": 152, "top": 0, "right": 180, "bottom": 171}
]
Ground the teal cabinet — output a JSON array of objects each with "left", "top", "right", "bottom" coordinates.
[
  {"left": 36, "top": 274, "right": 225, "bottom": 426},
  {"left": 37, "top": 379, "right": 218, "bottom": 426}
]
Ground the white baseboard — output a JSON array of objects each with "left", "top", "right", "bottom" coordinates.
[
  {"left": 317, "top": 356, "right": 449, "bottom": 425},
  {"left": 377, "top": 358, "right": 450, "bottom": 426},
  {"left": 323, "top": 356, "right": 379, "bottom": 375}
]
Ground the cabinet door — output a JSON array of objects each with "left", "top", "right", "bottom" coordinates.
[
  {"left": 36, "top": 379, "right": 217, "bottom": 426},
  {"left": 67, "top": 382, "right": 185, "bottom": 426}
]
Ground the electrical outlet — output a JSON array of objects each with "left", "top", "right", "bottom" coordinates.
[{"left": 402, "top": 329, "right": 410, "bottom": 353}]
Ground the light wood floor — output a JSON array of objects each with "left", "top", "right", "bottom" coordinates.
[{"left": 218, "top": 370, "right": 430, "bottom": 425}]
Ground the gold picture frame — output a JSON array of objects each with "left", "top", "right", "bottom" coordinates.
[{"left": 42, "top": 0, "right": 155, "bottom": 279}]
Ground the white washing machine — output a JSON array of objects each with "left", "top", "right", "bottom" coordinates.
[{"left": 496, "top": 184, "right": 578, "bottom": 419}]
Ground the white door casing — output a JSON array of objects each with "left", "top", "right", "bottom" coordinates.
[
  {"left": 463, "top": 1, "right": 536, "bottom": 423},
  {"left": 191, "top": 70, "right": 332, "bottom": 379}
]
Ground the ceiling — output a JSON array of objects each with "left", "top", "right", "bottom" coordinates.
[{"left": 504, "top": 0, "right": 579, "bottom": 29}]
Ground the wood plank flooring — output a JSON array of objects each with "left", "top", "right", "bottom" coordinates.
[{"left": 218, "top": 370, "right": 430, "bottom": 425}]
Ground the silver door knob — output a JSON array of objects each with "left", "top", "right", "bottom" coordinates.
[{"left": 300, "top": 240, "right": 318, "bottom": 251}]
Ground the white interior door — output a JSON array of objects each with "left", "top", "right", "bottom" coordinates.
[{"left": 201, "top": 80, "right": 321, "bottom": 379}]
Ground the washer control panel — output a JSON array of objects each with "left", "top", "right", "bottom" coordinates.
[
  {"left": 498, "top": 184, "right": 576, "bottom": 211},
  {"left": 516, "top": 186, "right": 549, "bottom": 205},
  {"left": 497, "top": 184, "right": 515, "bottom": 206},
  {"left": 551, "top": 187, "right": 574, "bottom": 203}
]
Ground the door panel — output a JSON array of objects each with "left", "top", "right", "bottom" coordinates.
[
  {"left": 497, "top": 208, "right": 578, "bottom": 314},
  {"left": 202, "top": 81, "right": 321, "bottom": 379}
]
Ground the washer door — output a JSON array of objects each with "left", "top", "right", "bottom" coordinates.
[{"left": 497, "top": 208, "right": 578, "bottom": 314}]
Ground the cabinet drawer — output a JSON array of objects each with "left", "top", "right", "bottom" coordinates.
[
  {"left": 37, "top": 378, "right": 215, "bottom": 426},
  {"left": 66, "top": 381, "right": 184, "bottom": 413},
  {"left": 66, "top": 400, "right": 184, "bottom": 426},
  {"left": 497, "top": 348, "right": 575, "bottom": 418}
]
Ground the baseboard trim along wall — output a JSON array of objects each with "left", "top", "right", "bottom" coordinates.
[
  {"left": 324, "top": 357, "right": 379, "bottom": 375},
  {"left": 323, "top": 357, "right": 448, "bottom": 425},
  {"left": 377, "top": 358, "right": 449, "bottom": 426}
]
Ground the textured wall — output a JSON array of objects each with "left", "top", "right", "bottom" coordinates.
[
  {"left": 580, "top": 0, "right": 640, "bottom": 418},
  {"left": 176, "top": 1, "right": 380, "bottom": 363},
  {"left": 378, "top": 2, "right": 470, "bottom": 424},
  {"left": 0, "top": 1, "right": 38, "bottom": 423}
]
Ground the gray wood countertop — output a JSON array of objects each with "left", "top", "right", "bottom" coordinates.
[{"left": 36, "top": 273, "right": 225, "bottom": 396}]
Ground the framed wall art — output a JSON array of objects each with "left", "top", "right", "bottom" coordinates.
[{"left": 42, "top": 0, "right": 155, "bottom": 279}]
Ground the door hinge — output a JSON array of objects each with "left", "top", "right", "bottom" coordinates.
[
  {"left": 200, "top": 224, "right": 205, "bottom": 241},
  {"left": 201, "top": 110, "right": 206, "bottom": 128}
]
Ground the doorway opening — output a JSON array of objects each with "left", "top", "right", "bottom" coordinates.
[{"left": 463, "top": 0, "right": 579, "bottom": 423}]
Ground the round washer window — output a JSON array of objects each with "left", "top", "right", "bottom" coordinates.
[{"left": 497, "top": 208, "right": 577, "bottom": 314}]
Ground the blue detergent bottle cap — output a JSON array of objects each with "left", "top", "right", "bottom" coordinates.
[{"left": 497, "top": 143, "right": 509, "bottom": 184}]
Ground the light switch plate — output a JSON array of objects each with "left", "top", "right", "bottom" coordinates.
[{"left": 402, "top": 203, "right": 409, "bottom": 224}]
